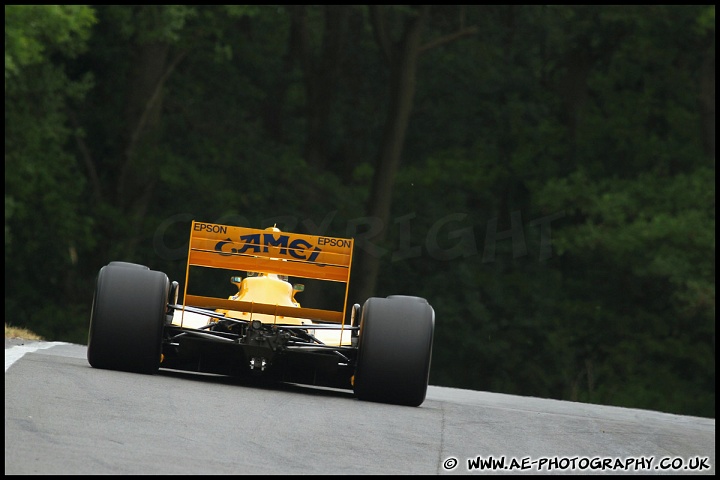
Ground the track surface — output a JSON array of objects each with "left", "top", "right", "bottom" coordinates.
[{"left": 5, "top": 339, "right": 715, "bottom": 475}]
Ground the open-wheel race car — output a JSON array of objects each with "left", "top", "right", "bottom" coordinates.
[{"left": 87, "top": 221, "right": 435, "bottom": 406}]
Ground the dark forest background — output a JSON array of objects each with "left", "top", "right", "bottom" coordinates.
[{"left": 5, "top": 5, "right": 715, "bottom": 418}]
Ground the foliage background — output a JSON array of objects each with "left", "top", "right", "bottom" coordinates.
[{"left": 5, "top": 5, "right": 715, "bottom": 418}]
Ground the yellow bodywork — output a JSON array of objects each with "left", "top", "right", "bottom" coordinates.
[
  {"left": 218, "top": 273, "right": 306, "bottom": 325},
  {"left": 172, "top": 222, "right": 355, "bottom": 346}
]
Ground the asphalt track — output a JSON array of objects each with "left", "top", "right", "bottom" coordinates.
[{"left": 4, "top": 339, "right": 715, "bottom": 475}]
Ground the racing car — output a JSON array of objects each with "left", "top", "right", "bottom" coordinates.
[{"left": 87, "top": 221, "right": 435, "bottom": 406}]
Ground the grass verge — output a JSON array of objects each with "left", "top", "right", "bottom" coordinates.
[{"left": 5, "top": 324, "right": 44, "bottom": 341}]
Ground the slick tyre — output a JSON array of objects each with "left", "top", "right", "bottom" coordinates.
[
  {"left": 386, "top": 295, "right": 428, "bottom": 303},
  {"left": 107, "top": 261, "right": 149, "bottom": 269},
  {"left": 354, "top": 296, "right": 435, "bottom": 407},
  {"left": 87, "top": 264, "right": 169, "bottom": 374}
]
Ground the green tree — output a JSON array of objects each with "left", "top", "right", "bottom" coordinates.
[
  {"left": 5, "top": 5, "right": 97, "bottom": 341},
  {"left": 351, "top": 5, "right": 479, "bottom": 305}
]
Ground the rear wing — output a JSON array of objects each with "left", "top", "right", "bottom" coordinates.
[{"left": 181, "top": 221, "right": 354, "bottom": 324}]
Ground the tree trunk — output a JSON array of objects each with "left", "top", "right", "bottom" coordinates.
[
  {"left": 118, "top": 40, "right": 185, "bottom": 259},
  {"left": 350, "top": 6, "right": 430, "bottom": 305},
  {"left": 699, "top": 31, "right": 715, "bottom": 160},
  {"left": 304, "top": 6, "right": 351, "bottom": 170}
]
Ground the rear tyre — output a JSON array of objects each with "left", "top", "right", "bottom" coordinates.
[
  {"left": 107, "top": 261, "right": 149, "bottom": 269},
  {"left": 386, "top": 295, "right": 428, "bottom": 303},
  {"left": 353, "top": 296, "right": 435, "bottom": 406},
  {"left": 87, "top": 264, "right": 169, "bottom": 374}
]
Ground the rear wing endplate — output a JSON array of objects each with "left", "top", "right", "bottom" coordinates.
[{"left": 181, "top": 221, "right": 354, "bottom": 324}]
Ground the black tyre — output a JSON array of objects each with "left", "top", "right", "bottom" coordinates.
[
  {"left": 353, "top": 296, "right": 435, "bottom": 406},
  {"left": 87, "top": 264, "right": 169, "bottom": 374},
  {"left": 386, "top": 295, "right": 428, "bottom": 303},
  {"left": 107, "top": 261, "right": 149, "bottom": 269}
]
